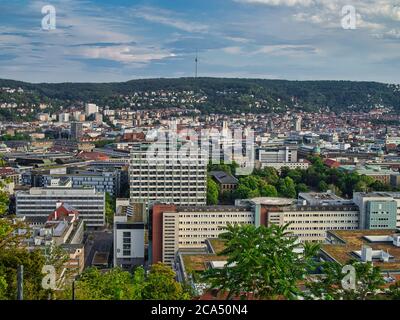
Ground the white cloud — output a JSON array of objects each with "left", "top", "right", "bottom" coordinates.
[
  {"left": 76, "top": 45, "right": 176, "bottom": 64},
  {"left": 133, "top": 7, "right": 209, "bottom": 33},
  {"left": 255, "top": 44, "right": 319, "bottom": 55},
  {"left": 235, "top": 0, "right": 315, "bottom": 6},
  {"left": 223, "top": 46, "right": 243, "bottom": 54}
]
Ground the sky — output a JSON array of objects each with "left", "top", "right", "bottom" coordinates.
[{"left": 1, "top": 0, "right": 400, "bottom": 83}]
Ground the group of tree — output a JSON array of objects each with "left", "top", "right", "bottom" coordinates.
[
  {"left": 202, "top": 223, "right": 400, "bottom": 300},
  {"left": 0, "top": 217, "right": 68, "bottom": 300},
  {"left": 207, "top": 156, "right": 398, "bottom": 205},
  {"left": 60, "top": 263, "right": 190, "bottom": 300},
  {"left": 105, "top": 192, "right": 116, "bottom": 225},
  {"left": 2, "top": 78, "right": 400, "bottom": 121}
]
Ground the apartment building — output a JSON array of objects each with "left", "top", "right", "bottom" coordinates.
[
  {"left": 150, "top": 204, "right": 254, "bottom": 265},
  {"left": 129, "top": 142, "right": 207, "bottom": 208},
  {"left": 16, "top": 185, "right": 105, "bottom": 227}
]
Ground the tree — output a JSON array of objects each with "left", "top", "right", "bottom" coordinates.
[
  {"left": 64, "top": 267, "right": 145, "bottom": 300},
  {"left": 260, "top": 184, "right": 278, "bottom": 197},
  {"left": 0, "top": 218, "right": 29, "bottom": 250},
  {"left": 387, "top": 281, "right": 400, "bottom": 300},
  {"left": 278, "top": 177, "right": 297, "bottom": 198},
  {"left": 233, "top": 184, "right": 252, "bottom": 199},
  {"left": 0, "top": 218, "right": 70, "bottom": 300},
  {"left": 296, "top": 183, "right": 309, "bottom": 194},
  {"left": 0, "top": 248, "right": 51, "bottom": 300},
  {"left": 202, "top": 224, "right": 319, "bottom": 300},
  {"left": 142, "top": 263, "right": 190, "bottom": 300},
  {"left": 254, "top": 167, "right": 279, "bottom": 185},
  {"left": 0, "top": 189, "right": 9, "bottom": 216},
  {"left": 105, "top": 192, "right": 116, "bottom": 225},
  {"left": 0, "top": 274, "right": 7, "bottom": 300},
  {"left": 207, "top": 177, "right": 219, "bottom": 205},
  {"left": 318, "top": 181, "right": 329, "bottom": 192},
  {"left": 305, "top": 260, "right": 385, "bottom": 300}
]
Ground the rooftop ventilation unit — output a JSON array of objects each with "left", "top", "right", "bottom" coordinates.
[
  {"left": 393, "top": 235, "right": 400, "bottom": 247},
  {"left": 361, "top": 245, "right": 372, "bottom": 262}
]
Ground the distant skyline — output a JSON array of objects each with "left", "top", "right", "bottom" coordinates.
[{"left": 1, "top": 0, "right": 400, "bottom": 83}]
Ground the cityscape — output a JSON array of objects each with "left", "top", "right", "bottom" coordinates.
[{"left": 1, "top": 0, "right": 400, "bottom": 311}]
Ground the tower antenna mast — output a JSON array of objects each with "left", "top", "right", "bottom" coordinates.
[{"left": 195, "top": 49, "right": 198, "bottom": 79}]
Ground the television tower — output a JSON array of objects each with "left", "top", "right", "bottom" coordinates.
[{"left": 195, "top": 50, "right": 198, "bottom": 79}]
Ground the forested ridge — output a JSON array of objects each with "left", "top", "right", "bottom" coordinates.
[{"left": 1, "top": 77, "right": 399, "bottom": 120}]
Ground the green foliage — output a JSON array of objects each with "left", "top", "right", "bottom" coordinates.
[
  {"left": 305, "top": 260, "right": 385, "bottom": 300},
  {"left": 0, "top": 133, "right": 31, "bottom": 141},
  {"left": 296, "top": 183, "right": 309, "bottom": 194},
  {"left": 202, "top": 224, "right": 319, "bottom": 300},
  {"left": 94, "top": 140, "right": 114, "bottom": 148},
  {"left": 105, "top": 192, "right": 116, "bottom": 225},
  {"left": 0, "top": 191, "right": 10, "bottom": 215},
  {"left": 252, "top": 167, "right": 279, "bottom": 185},
  {"left": 142, "top": 263, "right": 190, "bottom": 300},
  {"left": 66, "top": 263, "right": 189, "bottom": 300},
  {"left": 0, "top": 274, "right": 7, "bottom": 300},
  {"left": 0, "top": 248, "right": 51, "bottom": 300},
  {"left": 387, "top": 281, "right": 400, "bottom": 300},
  {"left": 207, "top": 177, "right": 219, "bottom": 205},
  {"left": 207, "top": 162, "right": 238, "bottom": 175},
  {"left": 1, "top": 78, "right": 400, "bottom": 121},
  {"left": 278, "top": 177, "right": 297, "bottom": 198},
  {"left": 66, "top": 267, "right": 143, "bottom": 300},
  {"left": 0, "top": 218, "right": 69, "bottom": 300}
]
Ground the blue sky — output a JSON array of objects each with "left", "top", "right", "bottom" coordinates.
[{"left": 1, "top": 0, "right": 400, "bottom": 83}]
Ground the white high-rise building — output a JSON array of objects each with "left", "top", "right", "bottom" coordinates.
[
  {"left": 129, "top": 142, "right": 207, "bottom": 208},
  {"left": 295, "top": 116, "right": 302, "bottom": 132},
  {"left": 59, "top": 113, "right": 70, "bottom": 123},
  {"left": 85, "top": 103, "right": 99, "bottom": 117}
]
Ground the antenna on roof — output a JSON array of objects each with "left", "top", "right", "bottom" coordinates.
[{"left": 195, "top": 49, "right": 198, "bottom": 79}]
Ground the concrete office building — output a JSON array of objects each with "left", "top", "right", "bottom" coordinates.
[
  {"left": 150, "top": 204, "right": 254, "bottom": 266},
  {"left": 259, "top": 146, "right": 298, "bottom": 163},
  {"left": 16, "top": 185, "right": 105, "bottom": 227},
  {"left": 42, "top": 168, "right": 122, "bottom": 197},
  {"left": 113, "top": 204, "right": 145, "bottom": 270},
  {"left": 238, "top": 197, "right": 359, "bottom": 243},
  {"left": 129, "top": 142, "right": 207, "bottom": 209},
  {"left": 353, "top": 192, "right": 400, "bottom": 230},
  {"left": 257, "top": 146, "right": 309, "bottom": 171},
  {"left": 265, "top": 204, "right": 360, "bottom": 243}
]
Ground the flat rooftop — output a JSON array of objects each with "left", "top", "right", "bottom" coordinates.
[
  {"left": 179, "top": 238, "right": 227, "bottom": 273},
  {"left": 321, "top": 229, "right": 400, "bottom": 272},
  {"left": 299, "top": 192, "right": 343, "bottom": 202},
  {"left": 249, "top": 197, "right": 295, "bottom": 206},
  {"left": 176, "top": 205, "right": 251, "bottom": 212}
]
